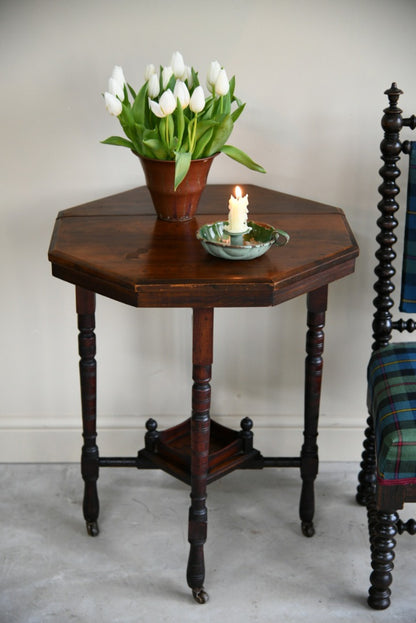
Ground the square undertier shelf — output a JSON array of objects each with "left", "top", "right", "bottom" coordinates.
[{"left": 139, "top": 418, "right": 261, "bottom": 485}]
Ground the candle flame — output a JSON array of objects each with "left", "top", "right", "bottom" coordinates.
[{"left": 234, "top": 185, "right": 242, "bottom": 199}]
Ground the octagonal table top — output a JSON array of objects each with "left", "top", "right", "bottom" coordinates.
[{"left": 48, "top": 184, "right": 359, "bottom": 308}]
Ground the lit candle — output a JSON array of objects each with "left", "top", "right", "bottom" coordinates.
[{"left": 227, "top": 186, "right": 249, "bottom": 233}]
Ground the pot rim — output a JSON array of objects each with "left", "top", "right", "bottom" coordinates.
[{"left": 132, "top": 151, "right": 219, "bottom": 165}]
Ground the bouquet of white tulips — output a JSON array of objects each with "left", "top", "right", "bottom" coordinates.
[{"left": 102, "top": 51, "right": 265, "bottom": 189}]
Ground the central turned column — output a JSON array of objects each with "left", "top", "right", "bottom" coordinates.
[{"left": 186, "top": 307, "right": 213, "bottom": 604}]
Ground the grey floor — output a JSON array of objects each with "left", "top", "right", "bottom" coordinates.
[{"left": 0, "top": 463, "right": 415, "bottom": 623}]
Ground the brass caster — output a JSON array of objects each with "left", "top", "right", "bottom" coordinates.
[
  {"left": 86, "top": 520, "right": 99, "bottom": 537},
  {"left": 192, "top": 587, "right": 209, "bottom": 604},
  {"left": 301, "top": 521, "right": 315, "bottom": 537}
]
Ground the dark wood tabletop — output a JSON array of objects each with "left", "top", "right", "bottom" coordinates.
[
  {"left": 48, "top": 184, "right": 359, "bottom": 307},
  {"left": 48, "top": 183, "right": 359, "bottom": 601}
]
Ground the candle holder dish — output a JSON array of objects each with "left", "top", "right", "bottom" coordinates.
[{"left": 196, "top": 220, "right": 289, "bottom": 260}]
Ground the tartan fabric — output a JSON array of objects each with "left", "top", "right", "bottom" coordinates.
[
  {"left": 368, "top": 342, "right": 416, "bottom": 484},
  {"left": 400, "top": 141, "right": 416, "bottom": 312}
]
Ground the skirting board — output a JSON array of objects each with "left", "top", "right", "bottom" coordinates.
[{"left": 0, "top": 414, "right": 366, "bottom": 463}]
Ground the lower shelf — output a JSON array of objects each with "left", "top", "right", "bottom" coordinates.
[{"left": 138, "top": 417, "right": 262, "bottom": 485}]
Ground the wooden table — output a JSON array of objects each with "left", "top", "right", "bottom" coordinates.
[{"left": 48, "top": 184, "right": 358, "bottom": 603}]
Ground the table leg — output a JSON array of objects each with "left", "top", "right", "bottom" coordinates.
[
  {"left": 186, "top": 308, "right": 213, "bottom": 604},
  {"left": 300, "top": 285, "right": 328, "bottom": 537},
  {"left": 76, "top": 286, "right": 99, "bottom": 537}
]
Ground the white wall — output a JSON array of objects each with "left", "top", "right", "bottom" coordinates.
[{"left": 2, "top": 0, "right": 416, "bottom": 462}]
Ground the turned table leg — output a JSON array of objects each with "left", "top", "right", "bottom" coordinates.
[
  {"left": 186, "top": 308, "right": 213, "bottom": 604},
  {"left": 300, "top": 285, "right": 327, "bottom": 537},
  {"left": 76, "top": 286, "right": 100, "bottom": 537}
]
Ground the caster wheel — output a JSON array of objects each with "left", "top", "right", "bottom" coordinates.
[
  {"left": 301, "top": 521, "right": 315, "bottom": 537},
  {"left": 86, "top": 520, "right": 99, "bottom": 537},
  {"left": 192, "top": 588, "right": 209, "bottom": 604}
]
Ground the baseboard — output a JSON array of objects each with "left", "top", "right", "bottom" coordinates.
[{"left": 0, "top": 414, "right": 365, "bottom": 463}]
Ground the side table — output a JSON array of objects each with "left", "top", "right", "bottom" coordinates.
[{"left": 48, "top": 184, "right": 359, "bottom": 602}]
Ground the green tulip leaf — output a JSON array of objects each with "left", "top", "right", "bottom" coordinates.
[
  {"left": 200, "top": 97, "right": 215, "bottom": 121},
  {"left": 123, "top": 84, "right": 130, "bottom": 105},
  {"left": 174, "top": 151, "right": 192, "bottom": 190},
  {"left": 142, "top": 138, "right": 169, "bottom": 159},
  {"left": 220, "top": 144, "right": 266, "bottom": 173},
  {"left": 229, "top": 75, "right": 236, "bottom": 100},
  {"left": 195, "top": 118, "right": 218, "bottom": 141},
  {"left": 222, "top": 92, "right": 231, "bottom": 117},
  {"left": 193, "top": 127, "right": 214, "bottom": 159},
  {"left": 231, "top": 103, "right": 246, "bottom": 124},
  {"left": 127, "top": 83, "right": 136, "bottom": 100},
  {"left": 175, "top": 102, "right": 185, "bottom": 148},
  {"left": 207, "top": 115, "right": 233, "bottom": 155},
  {"left": 132, "top": 82, "right": 148, "bottom": 125},
  {"left": 191, "top": 68, "right": 200, "bottom": 88},
  {"left": 101, "top": 136, "right": 136, "bottom": 149}
]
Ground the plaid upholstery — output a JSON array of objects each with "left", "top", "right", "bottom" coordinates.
[
  {"left": 368, "top": 342, "right": 416, "bottom": 485},
  {"left": 400, "top": 141, "right": 416, "bottom": 312}
]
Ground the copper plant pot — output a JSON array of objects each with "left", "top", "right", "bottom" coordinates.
[{"left": 136, "top": 153, "right": 217, "bottom": 222}]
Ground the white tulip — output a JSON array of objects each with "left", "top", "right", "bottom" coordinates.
[
  {"left": 147, "top": 73, "right": 160, "bottom": 98},
  {"left": 174, "top": 80, "right": 190, "bottom": 109},
  {"left": 144, "top": 64, "right": 156, "bottom": 81},
  {"left": 207, "top": 60, "right": 221, "bottom": 88},
  {"left": 159, "top": 89, "right": 177, "bottom": 114},
  {"left": 215, "top": 68, "right": 229, "bottom": 96},
  {"left": 189, "top": 85, "right": 205, "bottom": 113},
  {"left": 149, "top": 89, "right": 177, "bottom": 118},
  {"left": 108, "top": 77, "right": 124, "bottom": 100},
  {"left": 148, "top": 99, "right": 164, "bottom": 118},
  {"left": 111, "top": 65, "right": 126, "bottom": 87},
  {"left": 171, "top": 51, "right": 185, "bottom": 79},
  {"left": 162, "top": 66, "right": 173, "bottom": 89},
  {"left": 104, "top": 91, "right": 122, "bottom": 116}
]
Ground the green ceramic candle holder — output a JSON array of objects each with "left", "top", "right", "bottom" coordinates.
[{"left": 196, "top": 220, "right": 289, "bottom": 260}]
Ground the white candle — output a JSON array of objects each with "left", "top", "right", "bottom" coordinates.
[{"left": 227, "top": 186, "right": 249, "bottom": 233}]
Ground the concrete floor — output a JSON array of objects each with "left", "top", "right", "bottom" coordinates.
[{"left": 0, "top": 463, "right": 415, "bottom": 622}]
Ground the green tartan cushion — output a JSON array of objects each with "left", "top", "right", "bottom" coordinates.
[{"left": 367, "top": 342, "right": 416, "bottom": 484}]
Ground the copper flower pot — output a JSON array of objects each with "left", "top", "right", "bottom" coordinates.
[{"left": 136, "top": 153, "right": 217, "bottom": 222}]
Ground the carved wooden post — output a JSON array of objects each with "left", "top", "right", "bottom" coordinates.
[
  {"left": 76, "top": 286, "right": 99, "bottom": 537},
  {"left": 372, "top": 83, "right": 404, "bottom": 350},
  {"left": 368, "top": 510, "right": 398, "bottom": 610},
  {"left": 300, "top": 285, "right": 327, "bottom": 537},
  {"left": 356, "top": 414, "right": 377, "bottom": 507},
  {"left": 357, "top": 83, "right": 415, "bottom": 506},
  {"left": 186, "top": 308, "right": 213, "bottom": 604}
]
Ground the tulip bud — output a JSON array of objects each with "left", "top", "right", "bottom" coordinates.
[
  {"left": 189, "top": 85, "right": 205, "bottom": 113},
  {"left": 111, "top": 65, "right": 126, "bottom": 87},
  {"left": 159, "top": 89, "right": 177, "bottom": 115},
  {"left": 144, "top": 64, "right": 156, "bottom": 81},
  {"left": 147, "top": 73, "right": 160, "bottom": 98},
  {"left": 149, "top": 89, "right": 177, "bottom": 118},
  {"left": 207, "top": 60, "right": 221, "bottom": 88},
  {"left": 104, "top": 92, "right": 122, "bottom": 116},
  {"left": 215, "top": 68, "right": 229, "bottom": 96},
  {"left": 174, "top": 80, "right": 190, "bottom": 109},
  {"left": 148, "top": 99, "right": 164, "bottom": 118},
  {"left": 171, "top": 51, "right": 185, "bottom": 79},
  {"left": 108, "top": 77, "right": 124, "bottom": 101},
  {"left": 162, "top": 66, "right": 173, "bottom": 89}
]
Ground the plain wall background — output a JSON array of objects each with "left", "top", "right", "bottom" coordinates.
[{"left": 2, "top": 0, "right": 416, "bottom": 462}]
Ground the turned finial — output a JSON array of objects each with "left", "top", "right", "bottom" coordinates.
[{"left": 385, "top": 82, "right": 403, "bottom": 107}]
